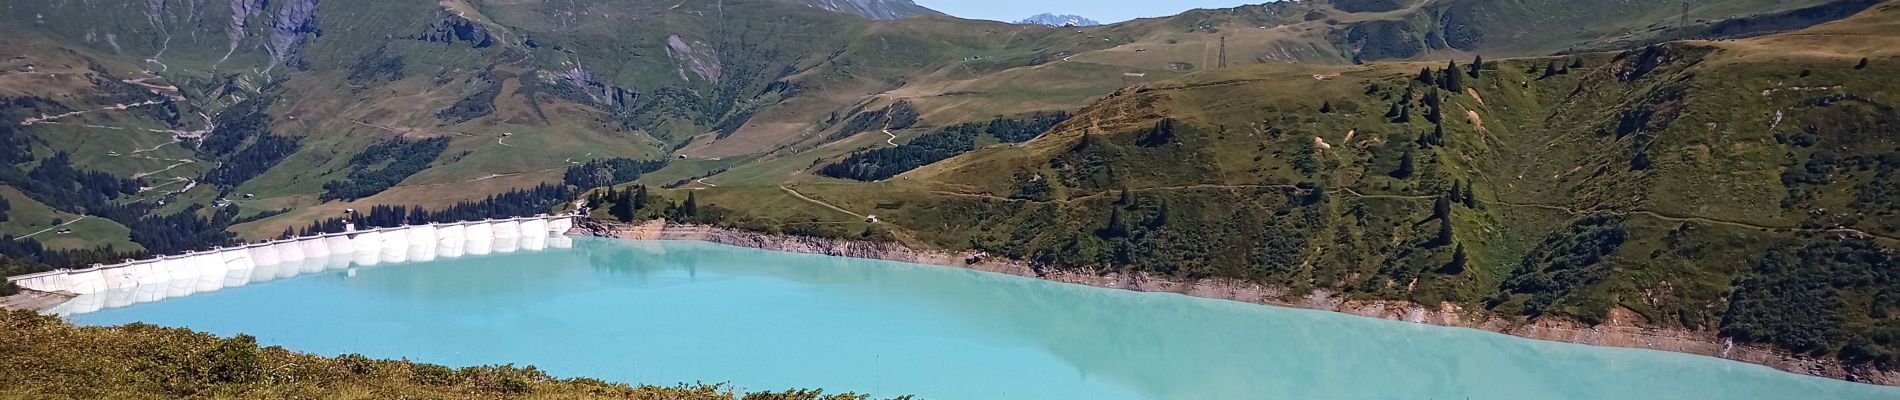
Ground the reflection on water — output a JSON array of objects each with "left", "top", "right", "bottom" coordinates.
[
  {"left": 66, "top": 238, "right": 1898, "bottom": 400},
  {"left": 46, "top": 234, "right": 572, "bottom": 316}
]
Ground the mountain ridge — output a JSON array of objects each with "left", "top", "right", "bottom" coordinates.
[
  {"left": 0, "top": 0, "right": 1894, "bottom": 383},
  {"left": 1018, "top": 13, "right": 1102, "bottom": 27}
]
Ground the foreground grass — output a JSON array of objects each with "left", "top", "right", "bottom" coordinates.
[{"left": 0, "top": 310, "right": 901, "bottom": 400}]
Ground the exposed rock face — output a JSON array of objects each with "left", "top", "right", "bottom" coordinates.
[
  {"left": 574, "top": 218, "right": 1900, "bottom": 386},
  {"left": 664, "top": 35, "right": 721, "bottom": 83},
  {"left": 419, "top": 16, "right": 494, "bottom": 48},
  {"left": 555, "top": 68, "right": 638, "bottom": 109},
  {"left": 226, "top": 0, "right": 268, "bottom": 57},
  {"left": 781, "top": 0, "right": 942, "bottom": 20},
  {"left": 264, "top": 0, "right": 322, "bottom": 71}
]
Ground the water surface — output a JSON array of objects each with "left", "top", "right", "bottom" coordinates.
[{"left": 66, "top": 237, "right": 1897, "bottom": 399}]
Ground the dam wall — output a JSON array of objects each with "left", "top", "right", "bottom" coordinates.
[{"left": 9, "top": 215, "right": 576, "bottom": 315}]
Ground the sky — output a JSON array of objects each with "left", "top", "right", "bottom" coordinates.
[{"left": 914, "top": 0, "right": 1263, "bottom": 24}]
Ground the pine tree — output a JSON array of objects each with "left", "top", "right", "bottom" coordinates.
[
  {"left": 1424, "top": 90, "right": 1443, "bottom": 124},
  {"left": 1856, "top": 57, "right": 1871, "bottom": 70},
  {"left": 1543, "top": 61, "right": 1561, "bottom": 78},
  {"left": 681, "top": 191, "right": 699, "bottom": 218},
  {"left": 633, "top": 185, "right": 649, "bottom": 211},
  {"left": 1569, "top": 58, "right": 1585, "bottom": 69},
  {"left": 1461, "top": 181, "right": 1477, "bottom": 208},
  {"left": 1116, "top": 186, "right": 1132, "bottom": 205},
  {"left": 1632, "top": 151, "right": 1653, "bottom": 171},
  {"left": 1431, "top": 218, "right": 1454, "bottom": 248},
  {"left": 1417, "top": 67, "right": 1435, "bottom": 84},
  {"left": 1390, "top": 149, "right": 1416, "bottom": 178},
  {"left": 1442, "top": 65, "right": 1465, "bottom": 92},
  {"left": 1102, "top": 208, "right": 1129, "bottom": 238},
  {"left": 1432, "top": 123, "right": 1446, "bottom": 146},
  {"left": 610, "top": 187, "right": 635, "bottom": 222},
  {"left": 1319, "top": 101, "right": 1334, "bottom": 113},
  {"left": 1386, "top": 103, "right": 1404, "bottom": 119},
  {"left": 1148, "top": 204, "right": 1170, "bottom": 228},
  {"left": 1433, "top": 193, "right": 1453, "bottom": 221},
  {"left": 1469, "top": 55, "right": 1483, "bottom": 78},
  {"left": 1442, "top": 244, "right": 1468, "bottom": 274}
]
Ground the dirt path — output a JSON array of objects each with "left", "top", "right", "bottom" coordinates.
[
  {"left": 132, "top": 159, "right": 194, "bottom": 179},
  {"left": 20, "top": 99, "right": 168, "bottom": 126},
  {"left": 883, "top": 128, "right": 899, "bottom": 147},
  {"left": 1491, "top": 200, "right": 1899, "bottom": 242},
  {"left": 781, "top": 186, "right": 861, "bottom": 218},
  {"left": 19, "top": 216, "right": 87, "bottom": 239}
]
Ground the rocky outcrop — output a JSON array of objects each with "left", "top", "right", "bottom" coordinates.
[
  {"left": 575, "top": 218, "right": 1900, "bottom": 386},
  {"left": 664, "top": 35, "right": 721, "bottom": 83},
  {"left": 264, "top": 0, "right": 322, "bottom": 71},
  {"left": 418, "top": 16, "right": 494, "bottom": 48}
]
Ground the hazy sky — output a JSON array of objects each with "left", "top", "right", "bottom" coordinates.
[{"left": 914, "top": 0, "right": 1263, "bottom": 23}]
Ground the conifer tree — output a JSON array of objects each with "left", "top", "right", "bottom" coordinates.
[
  {"left": 1102, "top": 208, "right": 1129, "bottom": 238},
  {"left": 1569, "top": 58, "right": 1585, "bottom": 69},
  {"left": 1386, "top": 103, "right": 1404, "bottom": 119},
  {"left": 1320, "top": 101, "right": 1334, "bottom": 113},
  {"left": 1856, "top": 57, "right": 1871, "bottom": 70},
  {"left": 1460, "top": 181, "right": 1477, "bottom": 208},
  {"left": 1441, "top": 63, "right": 1465, "bottom": 92},
  {"left": 1543, "top": 61, "right": 1561, "bottom": 78},
  {"left": 1391, "top": 150, "right": 1416, "bottom": 178},
  {"left": 1418, "top": 67, "right": 1435, "bottom": 84},
  {"left": 1432, "top": 218, "right": 1454, "bottom": 248},
  {"left": 610, "top": 187, "right": 635, "bottom": 222},
  {"left": 1434, "top": 192, "right": 1453, "bottom": 221},
  {"left": 1443, "top": 244, "right": 1468, "bottom": 274},
  {"left": 681, "top": 191, "right": 699, "bottom": 218},
  {"left": 633, "top": 185, "right": 649, "bottom": 211},
  {"left": 1469, "top": 55, "right": 1483, "bottom": 78}
]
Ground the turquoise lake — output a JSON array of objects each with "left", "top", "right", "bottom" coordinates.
[{"left": 64, "top": 237, "right": 1898, "bottom": 399}]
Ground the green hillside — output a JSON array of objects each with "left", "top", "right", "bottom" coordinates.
[
  {"left": 0, "top": 0, "right": 1889, "bottom": 373},
  {"left": 0, "top": 310, "right": 901, "bottom": 399},
  {"left": 650, "top": 2, "right": 1900, "bottom": 375}
]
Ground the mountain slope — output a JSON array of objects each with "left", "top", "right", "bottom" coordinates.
[
  {"left": 784, "top": 0, "right": 943, "bottom": 19},
  {"left": 674, "top": 2, "right": 1900, "bottom": 383},
  {"left": 0, "top": 0, "right": 1877, "bottom": 273}
]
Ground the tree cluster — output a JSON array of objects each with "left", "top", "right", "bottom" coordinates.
[
  {"left": 562, "top": 158, "right": 667, "bottom": 189},
  {"left": 1723, "top": 237, "right": 1897, "bottom": 365},
  {"left": 201, "top": 135, "right": 302, "bottom": 187},
  {"left": 320, "top": 137, "right": 451, "bottom": 201},
  {"left": 820, "top": 112, "right": 1070, "bottom": 181},
  {"left": 300, "top": 184, "right": 575, "bottom": 235}
]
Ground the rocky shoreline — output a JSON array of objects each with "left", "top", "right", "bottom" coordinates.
[{"left": 574, "top": 219, "right": 1898, "bottom": 386}]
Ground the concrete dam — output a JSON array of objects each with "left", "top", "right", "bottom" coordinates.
[{"left": 7, "top": 215, "right": 577, "bottom": 316}]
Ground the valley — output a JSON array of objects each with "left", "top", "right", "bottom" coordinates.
[{"left": 0, "top": 0, "right": 1895, "bottom": 393}]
